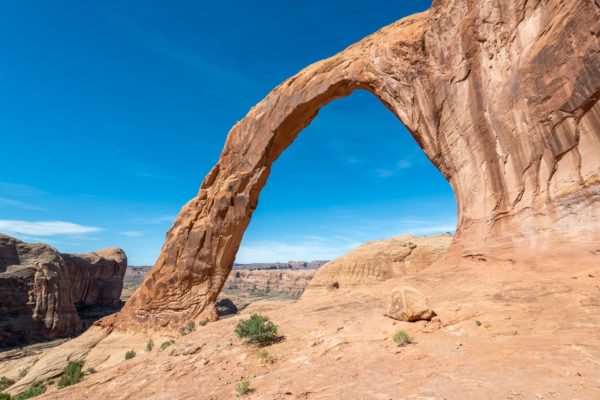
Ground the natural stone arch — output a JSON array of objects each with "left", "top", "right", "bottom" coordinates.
[{"left": 108, "top": 1, "right": 600, "bottom": 331}]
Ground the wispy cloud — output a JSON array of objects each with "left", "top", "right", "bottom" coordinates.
[
  {"left": 125, "top": 161, "right": 176, "bottom": 180},
  {"left": 130, "top": 215, "right": 175, "bottom": 225},
  {"left": 0, "top": 197, "right": 47, "bottom": 211},
  {"left": 0, "top": 220, "right": 102, "bottom": 237},
  {"left": 373, "top": 158, "right": 412, "bottom": 178},
  {"left": 109, "top": 15, "right": 255, "bottom": 89},
  {"left": 0, "top": 182, "right": 46, "bottom": 197},
  {"left": 120, "top": 230, "right": 144, "bottom": 237}
]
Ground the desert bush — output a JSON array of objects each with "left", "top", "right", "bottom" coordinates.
[
  {"left": 0, "top": 393, "right": 11, "bottom": 400},
  {"left": 199, "top": 318, "right": 209, "bottom": 326},
  {"left": 124, "top": 350, "right": 136, "bottom": 360},
  {"left": 14, "top": 382, "right": 46, "bottom": 400},
  {"left": 0, "top": 377, "right": 14, "bottom": 391},
  {"left": 179, "top": 321, "right": 196, "bottom": 336},
  {"left": 234, "top": 379, "right": 252, "bottom": 396},
  {"left": 235, "top": 314, "right": 277, "bottom": 346},
  {"left": 17, "top": 367, "right": 29, "bottom": 378},
  {"left": 393, "top": 330, "right": 413, "bottom": 347},
  {"left": 256, "top": 349, "right": 269, "bottom": 362},
  {"left": 57, "top": 361, "right": 84, "bottom": 388},
  {"left": 159, "top": 340, "right": 174, "bottom": 351},
  {"left": 146, "top": 339, "right": 154, "bottom": 352}
]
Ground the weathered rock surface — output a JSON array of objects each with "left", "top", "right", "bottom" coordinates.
[
  {"left": 13, "top": 258, "right": 600, "bottom": 399},
  {"left": 384, "top": 286, "right": 436, "bottom": 322},
  {"left": 111, "top": 0, "right": 600, "bottom": 331},
  {"left": 223, "top": 269, "right": 316, "bottom": 297},
  {"left": 62, "top": 249, "right": 127, "bottom": 308},
  {"left": 308, "top": 234, "right": 451, "bottom": 289},
  {"left": 0, "top": 235, "right": 126, "bottom": 347}
]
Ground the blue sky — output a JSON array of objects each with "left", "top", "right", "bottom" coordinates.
[{"left": 0, "top": 0, "right": 456, "bottom": 265}]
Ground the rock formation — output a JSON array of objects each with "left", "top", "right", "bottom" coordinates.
[
  {"left": 384, "top": 286, "right": 436, "bottom": 322},
  {"left": 308, "top": 235, "right": 451, "bottom": 289},
  {"left": 0, "top": 235, "right": 127, "bottom": 346},
  {"left": 223, "top": 269, "right": 316, "bottom": 297},
  {"left": 111, "top": 0, "right": 600, "bottom": 331}
]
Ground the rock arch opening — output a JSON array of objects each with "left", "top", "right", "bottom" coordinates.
[{"left": 234, "top": 88, "right": 456, "bottom": 268}]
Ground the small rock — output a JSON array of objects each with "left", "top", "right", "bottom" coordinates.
[{"left": 384, "top": 287, "right": 436, "bottom": 322}]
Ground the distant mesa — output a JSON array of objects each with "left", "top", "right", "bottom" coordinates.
[{"left": 0, "top": 234, "right": 127, "bottom": 348}]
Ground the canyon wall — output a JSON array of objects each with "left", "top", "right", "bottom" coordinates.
[{"left": 0, "top": 235, "right": 126, "bottom": 347}]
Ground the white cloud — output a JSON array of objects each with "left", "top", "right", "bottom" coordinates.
[
  {"left": 0, "top": 197, "right": 47, "bottom": 211},
  {"left": 236, "top": 236, "right": 361, "bottom": 264},
  {"left": 120, "top": 230, "right": 144, "bottom": 237},
  {"left": 0, "top": 220, "right": 102, "bottom": 236}
]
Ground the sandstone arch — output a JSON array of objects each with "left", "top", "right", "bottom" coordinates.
[{"left": 110, "top": 0, "right": 600, "bottom": 331}]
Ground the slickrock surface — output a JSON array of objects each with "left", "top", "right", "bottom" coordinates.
[
  {"left": 0, "top": 235, "right": 126, "bottom": 347},
  {"left": 11, "top": 258, "right": 598, "bottom": 399},
  {"left": 308, "top": 234, "right": 451, "bottom": 289},
  {"left": 111, "top": 0, "right": 600, "bottom": 331}
]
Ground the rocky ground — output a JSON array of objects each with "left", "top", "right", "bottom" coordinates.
[
  {"left": 4, "top": 256, "right": 599, "bottom": 399},
  {"left": 1, "top": 230, "right": 599, "bottom": 399}
]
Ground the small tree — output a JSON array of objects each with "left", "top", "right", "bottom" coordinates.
[
  {"left": 146, "top": 339, "right": 154, "bottom": 352},
  {"left": 124, "top": 350, "right": 136, "bottom": 360},
  {"left": 57, "top": 361, "right": 84, "bottom": 388},
  {"left": 235, "top": 314, "right": 278, "bottom": 346}
]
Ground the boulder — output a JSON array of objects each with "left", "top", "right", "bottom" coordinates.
[
  {"left": 0, "top": 235, "right": 127, "bottom": 347},
  {"left": 384, "top": 287, "right": 436, "bottom": 322}
]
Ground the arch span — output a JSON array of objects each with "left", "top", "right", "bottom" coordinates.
[{"left": 110, "top": 2, "right": 600, "bottom": 330}]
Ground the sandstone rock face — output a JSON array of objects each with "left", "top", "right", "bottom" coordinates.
[
  {"left": 384, "top": 286, "right": 436, "bottom": 322},
  {"left": 0, "top": 235, "right": 127, "bottom": 346},
  {"left": 223, "top": 269, "right": 316, "bottom": 297},
  {"left": 308, "top": 235, "right": 451, "bottom": 289},
  {"left": 113, "top": 0, "right": 600, "bottom": 331},
  {"left": 62, "top": 249, "right": 127, "bottom": 308}
]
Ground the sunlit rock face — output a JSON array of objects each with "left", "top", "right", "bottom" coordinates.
[
  {"left": 0, "top": 235, "right": 127, "bottom": 346},
  {"left": 111, "top": 0, "right": 600, "bottom": 331}
]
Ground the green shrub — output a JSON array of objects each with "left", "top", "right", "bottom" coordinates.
[
  {"left": 14, "top": 382, "right": 46, "bottom": 400},
  {"left": 17, "top": 367, "right": 29, "bottom": 379},
  {"left": 0, "top": 392, "right": 11, "bottom": 400},
  {"left": 124, "top": 350, "right": 136, "bottom": 360},
  {"left": 199, "top": 319, "right": 209, "bottom": 326},
  {"left": 235, "top": 314, "right": 278, "bottom": 346},
  {"left": 234, "top": 379, "right": 252, "bottom": 396},
  {"left": 146, "top": 339, "right": 154, "bottom": 352},
  {"left": 159, "top": 340, "right": 174, "bottom": 351},
  {"left": 393, "top": 330, "right": 413, "bottom": 347},
  {"left": 57, "top": 361, "right": 84, "bottom": 388},
  {"left": 179, "top": 321, "right": 196, "bottom": 336},
  {"left": 0, "top": 376, "right": 15, "bottom": 391}
]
